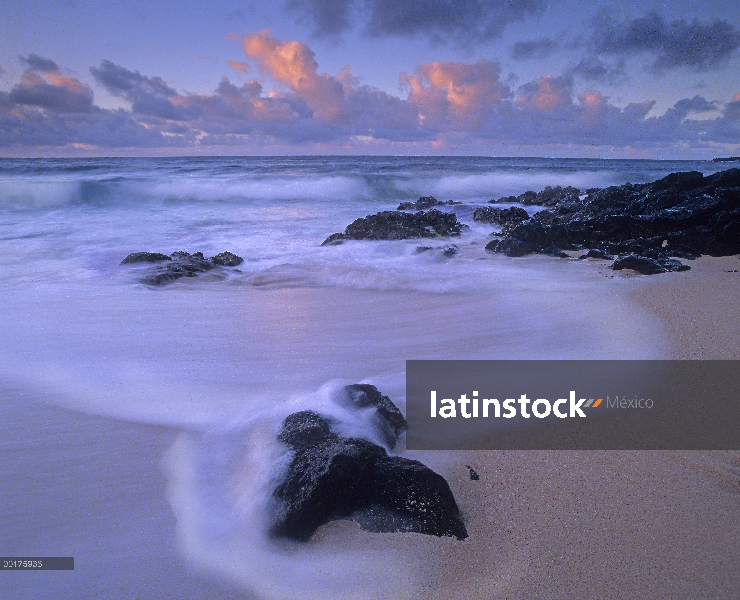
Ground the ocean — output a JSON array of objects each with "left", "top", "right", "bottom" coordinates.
[{"left": 0, "top": 156, "right": 731, "bottom": 599}]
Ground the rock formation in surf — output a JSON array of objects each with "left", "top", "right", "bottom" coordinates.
[
  {"left": 120, "top": 250, "right": 243, "bottom": 285},
  {"left": 396, "top": 196, "right": 460, "bottom": 210},
  {"left": 270, "top": 384, "right": 468, "bottom": 542},
  {"left": 321, "top": 208, "right": 464, "bottom": 245},
  {"left": 485, "top": 169, "right": 740, "bottom": 273}
]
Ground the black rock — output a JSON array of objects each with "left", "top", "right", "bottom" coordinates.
[
  {"left": 122, "top": 250, "right": 243, "bottom": 285},
  {"left": 442, "top": 244, "right": 459, "bottom": 256},
  {"left": 140, "top": 253, "right": 215, "bottom": 285},
  {"left": 321, "top": 209, "right": 463, "bottom": 245},
  {"left": 611, "top": 254, "right": 690, "bottom": 275},
  {"left": 473, "top": 206, "right": 501, "bottom": 223},
  {"left": 465, "top": 465, "right": 480, "bottom": 481},
  {"left": 271, "top": 409, "right": 467, "bottom": 542},
  {"left": 340, "top": 384, "right": 407, "bottom": 450},
  {"left": 120, "top": 252, "right": 172, "bottom": 265},
  {"left": 484, "top": 239, "right": 500, "bottom": 252},
  {"left": 397, "top": 196, "right": 445, "bottom": 210},
  {"left": 492, "top": 186, "right": 581, "bottom": 207},
  {"left": 211, "top": 251, "right": 244, "bottom": 266},
  {"left": 579, "top": 248, "right": 614, "bottom": 260},
  {"left": 487, "top": 169, "right": 740, "bottom": 267},
  {"left": 612, "top": 254, "right": 666, "bottom": 275},
  {"left": 486, "top": 237, "right": 534, "bottom": 257},
  {"left": 473, "top": 206, "right": 529, "bottom": 227}
]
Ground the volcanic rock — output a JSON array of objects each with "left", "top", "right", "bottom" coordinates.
[
  {"left": 120, "top": 252, "right": 172, "bottom": 264},
  {"left": 492, "top": 185, "right": 581, "bottom": 207},
  {"left": 579, "top": 248, "right": 614, "bottom": 260},
  {"left": 121, "top": 250, "right": 244, "bottom": 285},
  {"left": 487, "top": 169, "right": 740, "bottom": 272},
  {"left": 611, "top": 254, "right": 691, "bottom": 275},
  {"left": 211, "top": 251, "right": 244, "bottom": 266},
  {"left": 397, "top": 196, "right": 444, "bottom": 210},
  {"left": 473, "top": 206, "right": 530, "bottom": 227},
  {"left": 271, "top": 399, "right": 467, "bottom": 542},
  {"left": 321, "top": 209, "right": 463, "bottom": 245},
  {"left": 340, "top": 384, "right": 407, "bottom": 449}
]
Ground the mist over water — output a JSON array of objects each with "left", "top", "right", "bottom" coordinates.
[{"left": 0, "top": 156, "right": 708, "bottom": 598}]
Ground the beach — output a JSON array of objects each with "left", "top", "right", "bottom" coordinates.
[
  {"left": 1, "top": 157, "right": 738, "bottom": 599},
  {"left": 2, "top": 255, "right": 738, "bottom": 599}
]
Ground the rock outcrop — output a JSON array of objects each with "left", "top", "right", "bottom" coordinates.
[
  {"left": 492, "top": 185, "right": 581, "bottom": 207},
  {"left": 473, "top": 206, "right": 529, "bottom": 227},
  {"left": 486, "top": 169, "right": 740, "bottom": 273},
  {"left": 270, "top": 385, "right": 467, "bottom": 542},
  {"left": 321, "top": 209, "right": 464, "bottom": 245},
  {"left": 397, "top": 196, "right": 459, "bottom": 210},
  {"left": 121, "top": 250, "right": 244, "bottom": 285}
]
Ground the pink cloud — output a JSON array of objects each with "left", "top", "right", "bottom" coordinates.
[
  {"left": 402, "top": 59, "right": 509, "bottom": 127},
  {"left": 227, "top": 60, "right": 251, "bottom": 74},
  {"left": 242, "top": 31, "right": 344, "bottom": 122},
  {"left": 8, "top": 70, "right": 94, "bottom": 113},
  {"left": 579, "top": 90, "right": 608, "bottom": 109}
]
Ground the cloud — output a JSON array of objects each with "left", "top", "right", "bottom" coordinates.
[
  {"left": 3, "top": 37, "right": 740, "bottom": 156},
  {"left": 516, "top": 75, "right": 572, "bottom": 110},
  {"left": 19, "top": 54, "right": 60, "bottom": 73},
  {"left": 590, "top": 12, "right": 740, "bottom": 71},
  {"left": 672, "top": 95, "right": 718, "bottom": 115},
  {"left": 227, "top": 60, "right": 251, "bottom": 73},
  {"left": 286, "top": 0, "right": 547, "bottom": 43},
  {"left": 242, "top": 32, "right": 345, "bottom": 121},
  {"left": 567, "top": 56, "right": 625, "bottom": 83},
  {"left": 402, "top": 59, "right": 510, "bottom": 128},
  {"left": 90, "top": 60, "right": 182, "bottom": 119},
  {"left": 287, "top": 0, "right": 354, "bottom": 37},
  {"left": 511, "top": 38, "right": 557, "bottom": 60},
  {"left": 8, "top": 70, "right": 94, "bottom": 113}
]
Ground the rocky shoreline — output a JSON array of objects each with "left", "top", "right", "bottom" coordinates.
[{"left": 323, "top": 168, "right": 740, "bottom": 275}]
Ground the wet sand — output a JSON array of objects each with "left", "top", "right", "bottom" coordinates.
[{"left": 2, "top": 256, "right": 739, "bottom": 599}]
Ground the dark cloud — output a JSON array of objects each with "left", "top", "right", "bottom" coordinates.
[
  {"left": 511, "top": 38, "right": 557, "bottom": 60},
  {"left": 90, "top": 60, "right": 177, "bottom": 98},
  {"left": 673, "top": 95, "right": 718, "bottom": 115},
  {"left": 286, "top": 0, "right": 547, "bottom": 42},
  {"left": 287, "top": 0, "right": 354, "bottom": 37},
  {"left": 368, "top": 0, "right": 547, "bottom": 41},
  {"left": 8, "top": 71, "right": 94, "bottom": 113},
  {"left": 90, "top": 60, "right": 182, "bottom": 119},
  {"left": 19, "top": 54, "right": 60, "bottom": 73},
  {"left": 591, "top": 12, "right": 740, "bottom": 71},
  {"left": 567, "top": 56, "right": 625, "bottom": 83}
]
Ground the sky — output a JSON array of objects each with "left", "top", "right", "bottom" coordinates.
[{"left": 1, "top": 0, "right": 739, "bottom": 158}]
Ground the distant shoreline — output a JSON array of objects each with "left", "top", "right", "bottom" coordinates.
[{"left": 712, "top": 157, "right": 740, "bottom": 162}]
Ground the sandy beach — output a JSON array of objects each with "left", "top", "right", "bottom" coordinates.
[{"left": 2, "top": 255, "right": 738, "bottom": 599}]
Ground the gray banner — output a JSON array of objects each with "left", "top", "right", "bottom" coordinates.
[
  {"left": 1, "top": 557, "right": 74, "bottom": 570},
  {"left": 405, "top": 360, "right": 740, "bottom": 449}
]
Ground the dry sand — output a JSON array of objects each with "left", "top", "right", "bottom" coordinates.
[{"left": 408, "top": 255, "right": 740, "bottom": 599}]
